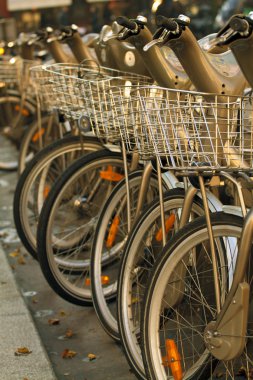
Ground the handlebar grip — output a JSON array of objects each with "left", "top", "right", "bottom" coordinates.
[
  {"left": 156, "top": 15, "right": 178, "bottom": 31},
  {"left": 116, "top": 16, "right": 137, "bottom": 31},
  {"left": 230, "top": 17, "right": 248, "bottom": 33}
]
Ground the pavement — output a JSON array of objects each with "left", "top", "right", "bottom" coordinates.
[
  {"left": 0, "top": 243, "right": 57, "bottom": 380},
  {"left": 0, "top": 136, "right": 136, "bottom": 380}
]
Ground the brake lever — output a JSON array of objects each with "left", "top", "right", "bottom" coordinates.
[
  {"left": 103, "top": 32, "right": 124, "bottom": 43},
  {"left": 27, "top": 35, "right": 41, "bottom": 46},
  {"left": 47, "top": 35, "right": 61, "bottom": 43},
  {"left": 143, "top": 29, "right": 169, "bottom": 51}
]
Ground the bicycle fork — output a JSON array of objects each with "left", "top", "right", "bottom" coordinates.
[{"left": 203, "top": 174, "right": 253, "bottom": 361}]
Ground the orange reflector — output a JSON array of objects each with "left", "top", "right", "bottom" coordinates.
[
  {"left": 106, "top": 215, "right": 120, "bottom": 248},
  {"left": 43, "top": 184, "right": 50, "bottom": 199},
  {"left": 101, "top": 275, "right": 110, "bottom": 285},
  {"left": 32, "top": 128, "right": 45, "bottom": 142},
  {"left": 156, "top": 213, "right": 176, "bottom": 242},
  {"left": 0, "top": 47, "right": 5, "bottom": 55},
  {"left": 14, "top": 105, "right": 30, "bottom": 116},
  {"left": 100, "top": 165, "right": 124, "bottom": 182},
  {"left": 162, "top": 339, "right": 183, "bottom": 380},
  {"left": 85, "top": 276, "right": 110, "bottom": 287}
]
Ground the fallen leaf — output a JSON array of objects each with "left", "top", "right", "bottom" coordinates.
[
  {"left": 32, "top": 298, "right": 38, "bottom": 304},
  {"left": 88, "top": 353, "right": 96, "bottom": 361},
  {"left": 61, "top": 349, "right": 77, "bottom": 359},
  {"left": 64, "top": 329, "right": 73, "bottom": 338},
  {"left": 48, "top": 318, "right": 60, "bottom": 325},
  {"left": 59, "top": 310, "right": 66, "bottom": 316},
  {"left": 18, "top": 255, "right": 26, "bottom": 265},
  {"left": 15, "top": 347, "right": 32, "bottom": 356},
  {"left": 9, "top": 249, "right": 20, "bottom": 257}
]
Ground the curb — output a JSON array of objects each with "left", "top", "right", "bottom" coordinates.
[{"left": 0, "top": 242, "right": 57, "bottom": 380}]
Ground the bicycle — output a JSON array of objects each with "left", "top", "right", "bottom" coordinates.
[
  {"left": 90, "top": 12, "right": 249, "bottom": 352},
  {"left": 13, "top": 20, "right": 155, "bottom": 260},
  {"left": 135, "top": 84, "right": 253, "bottom": 379}
]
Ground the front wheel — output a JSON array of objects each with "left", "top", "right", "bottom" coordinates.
[
  {"left": 37, "top": 149, "right": 134, "bottom": 306},
  {"left": 14, "top": 134, "right": 102, "bottom": 259},
  {"left": 118, "top": 188, "right": 205, "bottom": 379},
  {"left": 141, "top": 213, "right": 250, "bottom": 380}
]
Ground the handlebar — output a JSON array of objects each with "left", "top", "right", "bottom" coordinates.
[
  {"left": 116, "top": 16, "right": 138, "bottom": 31},
  {"left": 230, "top": 17, "right": 249, "bottom": 33},
  {"left": 104, "top": 15, "right": 147, "bottom": 42},
  {"left": 156, "top": 15, "right": 178, "bottom": 31},
  {"left": 214, "top": 14, "right": 253, "bottom": 47},
  {"left": 143, "top": 15, "right": 190, "bottom": 51}
]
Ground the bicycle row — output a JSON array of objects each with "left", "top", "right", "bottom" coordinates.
[{"left": 4, "top": 12, "right": 253, "bottom": 380}]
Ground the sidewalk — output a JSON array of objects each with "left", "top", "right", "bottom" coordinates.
[
  {"left": 0, "top": 242, "right": 57, "bottom": 380},
  {"left": 0, "top": 138, "right": 135, "bottom": 380}
]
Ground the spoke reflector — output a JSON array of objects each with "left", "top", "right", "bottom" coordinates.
[
  {"left": 106, "top": 215, "right": 120, "bottom": 248},
  {"left": 32, "top": 128, "right": 45, "bottom": 142},
  {"left": 156, "top": 213, "right": 176, "bottom": 242},
  {"left": 85, "top": 276, "right": 110, "bottom": 286},
  {"left": 14, "top": 105, "right": 30, "bottom": 116},
  {"left": 100, "top": 165, "right": 124, "bottom": 182},
  {"left": 162, "top": 339, "right": 183, "bottom": 380},
  {"left": 43, "top": 184, "right": 50, "bottom": 199}
]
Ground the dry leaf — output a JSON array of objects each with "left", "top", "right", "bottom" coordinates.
[
  {"left": 9, "top": 249, "right": 20, "bottom": 257},
  {"left": 59, "top": 310, "right": 66, "bottom": 316},
  {"left": 88, "top": 353, "right": 96, "bottom": 361},
  {"left": 32, "top": 298, "right": 38, "bottom": 304},
  {"left": 18, "top": 255, "right": 26, "bottom": 265},
  {"left": 48, "top": 318, "right": 60, "bottom": 325},
  {"left": 15, "top": 347, "right": 32, "bottom": 356},
  {"left": 61, "top": 349, "right": 77, "bottom": 359},
  {"left": 64, "top": 328, "right": 73, "bottom": 338}
]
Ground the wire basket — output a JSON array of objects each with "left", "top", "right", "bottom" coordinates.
[
  {"left": 42, "top": 63, "right": 152, "bottom": 140},
  {"left": 21, "top": 59, "right": 40, "bottom": 91},
  {"left": 0, "top": 55, "right": 21, "bottom": 87},
  {"left": 0, "top": 56, "right": 38, "bottom": 90},
  {"left": 30, "top": 65, "right": 59, "bottom": 112},
  {"left": 110, "top": 86, "right": 253, "bottom": 171}
]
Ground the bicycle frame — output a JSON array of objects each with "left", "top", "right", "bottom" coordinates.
[{"left": 201, "top": 171, "right": 253, "bottom": 361}]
